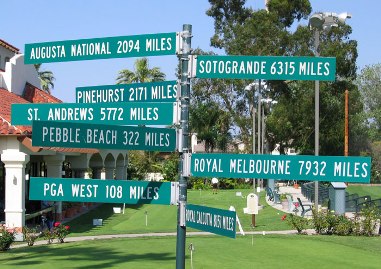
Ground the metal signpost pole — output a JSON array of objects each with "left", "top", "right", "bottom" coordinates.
[
  {"left": 176, "top": 24, "right": 192, "bottom": 269},
  {"left": 314, "top": 29, "right": 320, "bottom": 210}
]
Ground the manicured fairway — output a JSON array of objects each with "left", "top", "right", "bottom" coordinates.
[
  {"left": 347, "top": 185, "right": 381, "bottom": 199},
  {"left": 2, "top": 235, "right": 381, "bottom": 268},
  {"left": 66, "top": 189, "right": 289, "bottom": 236}
]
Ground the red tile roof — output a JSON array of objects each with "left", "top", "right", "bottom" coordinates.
[
  {"left": 0, "top": 39, "right": 20, "bottom": 53},
  {"left": 0, "top": 85, "right": 99, "bottom": 154},
  {"left": 0, "top": 88, "right": 32, "bottom": 135},
  {"left": 23, "top": 83, "right": 62, "bottom": 104}
]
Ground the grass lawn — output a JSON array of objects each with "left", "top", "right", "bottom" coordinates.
[
  {"left": 3, "top": 188, "right": 381, "bottom": 268},
  {"left": 66, "top": 189, "right": 289, "bottom": 236},
  {"left": 347, "top": 185, "right": 381, "bottom": 199},
  {"left": 2, "top": 235, "right": 381, "bottom": 268}
]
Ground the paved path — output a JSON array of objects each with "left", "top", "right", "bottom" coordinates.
[
  {"left": 12, "top": 186, "right": 317, "bottom": 249},
  {"left": 265, "top": 185, "right": 315, "bottom": 216},
  {"left": 12, "top": 229, "right": 316, "bottom": 249}
]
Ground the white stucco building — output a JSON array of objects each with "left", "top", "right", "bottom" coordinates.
[{"left": 0, "top": 39, "right": 128, "bottom": 240}]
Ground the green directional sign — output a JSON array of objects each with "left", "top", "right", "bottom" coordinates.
[
  {"left": 29, "top": 177, "right": 178, "bottom": 205},
  {"left": 76, "top": 80, "right": 178, "bottom": 103},
  {"left": 191, "top": 153, "right": 371, "bottom": 183},
  {"left": 186, "top": 204, "right": 236, "bottom": 238},
  {"left": 32, "top": 121, "right": 176, "bottom": 152},
  {"left": 11, "top": 102, "right": 176, "bottom": 126},
  {"left": 24, "top": 32, "right": 177, "bottom": 64},
  {"left": 192, "top": 55, "right": 336, "bottom": 81}
]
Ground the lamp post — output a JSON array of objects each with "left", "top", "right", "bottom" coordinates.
[
  {"left": 261, "top": 97, "right": 277, "bottom": 190},
  {"left": 308, "top": 12, "right": 351, "bottom": 210},
  {"left": 245, "top": 80, "right": 267, "bottom": 191}
]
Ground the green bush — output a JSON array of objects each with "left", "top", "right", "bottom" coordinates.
[
  {"left": 283, "top": 213, "right": 309, "bottom": 234},
  {"left": 311, "top": 209, "right": 328, "bottom": 234},
  {"left": 219, "top": 178, "right": 235, "bottom": 189},
  {"left": 358, "top": 204, "right": 381, "bottom": 236},
  {"left": 43, "top": 230, "right": 55, "bottom": 244},
  {"left": 53, "top": 222, "right": 70, "bottom": 243},
  {"left": 0, "top": 228, "right": 15, "bottom": 251},
  {"left": 333, "top": 215, "right": 353, "bottom": 236},
  {"left": 22, "top": 226, "right": 39, "bottom": 246},
  {"left": 188, "top": 177, "right": 210, "bottom": 190},
  {"left": 325, "top": 210, "right": 338, "bottom": 235}
]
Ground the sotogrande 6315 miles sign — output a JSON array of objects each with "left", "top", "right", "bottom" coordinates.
[
  {"left": 191, "top": 153, "right": 371, "bottom": 183},
  {"left": 190, "top": 55, "right": 336, "bottom": 81}
]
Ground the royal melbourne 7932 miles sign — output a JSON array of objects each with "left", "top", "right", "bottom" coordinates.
[{"left": 191, "top": 153, "right": 371, "bottom": 183}]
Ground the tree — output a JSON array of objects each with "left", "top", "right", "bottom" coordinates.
[
  {"left": 356, "top": 64, "right": 381, "bottom": 140},
  {"left": 116, "top": 58, "right": 165, "bottom": 84},
  {"left": 202, "top": 0, "right": 366, "bottom": 156},
  {"left": 190, "top": 100, "right": 232, "bottom": 152},
  {"left": 34, "top": 64, "right": 55, "bottom": 93}
]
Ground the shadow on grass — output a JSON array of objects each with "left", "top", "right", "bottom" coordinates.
[
  {"left": 6, "top": 242, "right": 174, "bottom": 268},
  {"left": 66, "top": 203, "right": 143, "bottom": 234}
]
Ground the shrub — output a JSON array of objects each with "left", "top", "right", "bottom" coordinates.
[
  {"left": 43, "top": 230, "right": 55, "bottom": 244},
  {"left": 53, "top": 222, "right": 70, "bottom": 243},
  {"left": 333, "top": 215, "right": 353, "bottom": 236},
  {"left": 22, "top": 226, "right": 39, "bottom": 246},
  {"left": 189, "top": 177, "right": 210, "bottom": 190},
  {"left": 358, "top": 204, "right": 381, "bottom": 236},
  {"left": 311, "top": 209, "right": 328, "bottom": 234},
  {"left": 0, "top": 227, "right": 15, "bottom": 251},
  {"left": 283, "top": 213, "right": 309, "bottom": 234},
  {"left": 325, "top": 210, "right": 338, "bottom": 235}
]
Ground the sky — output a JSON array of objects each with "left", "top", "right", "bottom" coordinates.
[{"left": 2, "top": 0, "right": 380, "bottom": 103}]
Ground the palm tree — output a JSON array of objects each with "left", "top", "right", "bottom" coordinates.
[
  {"left": 190, "top": 101, "right": 232, "bottom": 152},
  {"left": 116, "top": 58, "right": 165, "bottom": 84},
  {"left": 34, "top": 64, "right": 55, "bottom": 94}
]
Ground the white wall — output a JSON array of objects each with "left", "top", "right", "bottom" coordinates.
[
  {"left": 2, "top": 54, "right": 41, "bottom": 94},
  {"left": 0, "top": 46, "right": 16, "bottom": 70}
]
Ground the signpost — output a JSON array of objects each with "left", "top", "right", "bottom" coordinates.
[
  {"left": 24, "top": 32, "right": 178, "bottom": 64},
  {"left": 76, "top": 80, "right": 178, "bottom": 103},
  {"left": 29, "top": 177, "right": 178, "bottom": 205},
  {"left": 19, "top": 25, "right": 369, "bottom": 269},
  {"left": 186, "top": 204, "right": 236, "bottom": 238},
  {"left": 32, "top": 121, "right": 176, "bottom": 152},
  {"left": 190, "top": 55, "right": 336, "bottom": 81},
  {"left": 191, "top": 153, "right": 371, "bottom": 183},
  {"left": 11, "top": 102, "right": 177, "bottom": 126}
]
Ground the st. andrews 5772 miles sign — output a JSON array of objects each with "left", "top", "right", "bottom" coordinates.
[
  {"left": 191, "top": 153, "right": 371, "bottom": 183},
  {"left": 11, "top": 102, "right": 176, "bottom": 126}
]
